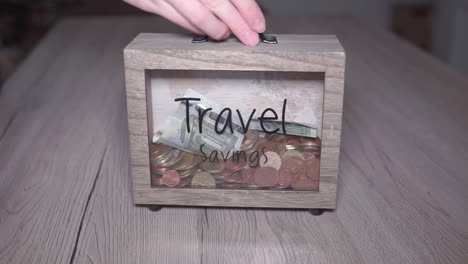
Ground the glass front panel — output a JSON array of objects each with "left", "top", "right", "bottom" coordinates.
[{"left": 147, "top": 70, "right": 324, "bottom": 191}]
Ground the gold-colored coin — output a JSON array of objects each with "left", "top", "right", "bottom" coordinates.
[
  {"left": 282, "top": 150, "right": 305, "bottom": 160},
  {"left": 191, "top": 172, "right": 216, "bottom": 188},
  {"left": 275, "top": 142, "right": 287, "bottom": 155},
  {"left": 171, "top": 152, "right": 200, "bottom": 171},
  {"left": 200, "top": 159, "right": 225, "bottom": 174},
  {"left": 285, "top": 144, "right": 320, "bottom": 152}
]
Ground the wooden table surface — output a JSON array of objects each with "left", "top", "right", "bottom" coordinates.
[{"left": 1, "top": 16, "right": 467, "bottom": 264}]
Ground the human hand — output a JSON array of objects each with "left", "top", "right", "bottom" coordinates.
[{"left": 123, "top": 0, "right": 265, "bottom": 45}]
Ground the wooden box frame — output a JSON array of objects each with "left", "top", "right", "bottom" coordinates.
[{"left": 124, "top": 33, "right": 345, "bottom": 209}]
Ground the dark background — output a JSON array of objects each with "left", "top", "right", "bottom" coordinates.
[{"left": 1, "top": 0, "right": 467, "bottom": 86}]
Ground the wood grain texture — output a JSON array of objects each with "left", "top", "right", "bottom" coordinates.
[
  {"left": 0, "top": 15, "right": 467, "bottom": 264},
  {"left": 124, "top": 34, "right": 345, "bottom": 73},
  {"left": 124, "top": 33, "right": 344, "bottom": 208}
]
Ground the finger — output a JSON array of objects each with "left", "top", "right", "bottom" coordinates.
[
  {"left": 221, "top": 30, "right": 231, "bottom": 39},
  {"left": 201, "top": 0, "right": 259, "bottom": 45},
  {"left": 230, "top": 0, "right": 265, "bottom": 33},
  {"left": 168, "top": 0, "right": 229, "bottom": 40},
  {"left": 143, "top": 0, "right": 204, "bottom": 34}
]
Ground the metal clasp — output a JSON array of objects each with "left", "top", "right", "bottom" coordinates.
[{"left": 192, "top": 33, "right": 277, "bottom": 44}]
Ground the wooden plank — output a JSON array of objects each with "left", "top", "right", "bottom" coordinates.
[
  {"left": 0, "top": 17, "right": 196, "bottom": 264},
  {"left": 0, "top": 21, "right": 76, "bottom": 127},
  {"left": 199, "top": 208, "right": 365, "bottom": 264},
  {"left": 71, "top": 114, "right": 203, "bottom": 264},
  {"left": 0, "top": 15, "right": 467, "bottom": 264},
  {"left": 0, "top": 20, "right": 116, "bottom": 263}
]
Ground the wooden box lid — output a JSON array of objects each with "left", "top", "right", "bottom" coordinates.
[{"left": 124, "top": 33, "right": 345, "bottom": 72}]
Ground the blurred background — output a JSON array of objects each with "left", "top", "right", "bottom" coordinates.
[{"left": 0, "top": 0, "right": 467, "bottom": 87}]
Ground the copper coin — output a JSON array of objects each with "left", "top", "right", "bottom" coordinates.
[
  {"left": 294, "top": 167, "right": 307, "bottom": 177},
  {"left": 254, "top": 167, "right": 279, "bottom": 187},
  {"left": 293, "top": 170, "right": 307, "bottom": 181},
  {"left": 162, "top": 170, "right": 180, "bottom": 187},
  {"left": 257, "top": 140, "right": 277, "bottom": 153},
  {"left": 278, "top": 168, "right": 294, "bottom": 187},
  {"left": 304, "top": 153, "right": 318, "bottom": 162},
  {"left": 292, "top": 177, "right": 319, "bottom": 191},
  {"left": 242, "top": 167, "right": 256, "bottom": 184},
  {"left": 225, "top": 158, "right": 246, "bottom": 172},
  {"left": 282, "top": 156, "right": 306, "bottom": 175},
  {"left": 177, "top": 177, "right": 192, "bottom": 187},
  {"left": 260, "top": 151, "right": 282, "bottom": 170},
  {"left": 285, "top": 135, "right": 301, "bottom": 145},
  {"left": 302, "top": 151, "right": 318, "bottom": 160},
  {"left": 200, "top": 159, "right": 225, "bottom": 174}
]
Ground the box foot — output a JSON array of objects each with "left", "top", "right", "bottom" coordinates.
[
  {"left": 147, "top": 205, "right": 163, "bottom": 212},
  {"left": 308, "top": 209, "right": 325, "bottom": 216}
]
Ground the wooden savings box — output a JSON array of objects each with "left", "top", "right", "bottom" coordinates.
[{"left": 124, "top": 33, "right": 345, "bottom": 212}]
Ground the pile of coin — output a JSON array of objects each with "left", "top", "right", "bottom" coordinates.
[{"left": 150, "top": 130, "right": 321, "bottom": 191}]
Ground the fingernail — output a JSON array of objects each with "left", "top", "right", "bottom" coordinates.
[
  {"left": 244, "top": 31, "right": 259, "bottom": 46},
  {"left": 254, "top": 18, "right": 266, "bottom": 33}
]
